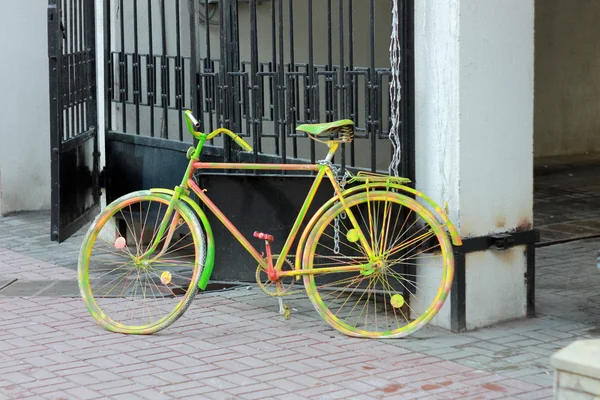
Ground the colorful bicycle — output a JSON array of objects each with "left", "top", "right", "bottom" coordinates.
[{"left": 77, "top": 111, "right": 462, "bottom": 338}]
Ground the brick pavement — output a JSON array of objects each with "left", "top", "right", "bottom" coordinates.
[{"left": 1, "top": 211, "right": 599, "bottom": 399}]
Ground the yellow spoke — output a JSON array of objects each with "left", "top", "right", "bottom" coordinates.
[{"left": 385, "top": 230, "right": 436, "bottom": 259}]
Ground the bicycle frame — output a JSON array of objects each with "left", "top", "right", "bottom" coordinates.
[
  {"left": 80, "top": 110, "right": 464, "bottom": 338},
  {"left": 143, "top": 124, "right": 375, "bottom": 282}
]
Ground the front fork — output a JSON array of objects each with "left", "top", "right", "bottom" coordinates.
[{"left": 140, "top": 186, "right": 185, "bottom": 260}]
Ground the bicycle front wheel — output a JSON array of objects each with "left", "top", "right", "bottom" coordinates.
[
  {"left": 302, "top": 191, "right": 453, "bottom": 338},
  {"left": 78, "top": 191, "right": 206, "bottom": 334}
]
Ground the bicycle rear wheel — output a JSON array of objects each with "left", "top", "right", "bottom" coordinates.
[
  {"left": 302, "top": 190, "right": 453, "bottom": 338},
  {"left": 78, "top": 191, "right": 205, "bottom": 334}
]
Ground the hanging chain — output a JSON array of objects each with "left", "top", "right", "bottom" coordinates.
[
  {"left": 389, "top": 0, "right": 402, "bottom": 177},
  {"left": 333, "top": 213, "right": 341, "bottom": 254},
  {"left": 319, "top": 160, "right": 352, "bottom": 255}
]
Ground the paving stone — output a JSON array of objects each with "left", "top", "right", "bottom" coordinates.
[
  {"left": 63, "top": 386, "right": 104, "bottom": 400},
  {"left": 1, "top": 203, "right": 600, "bottom": 399},
  {"left": 517, "top": 373, "right": 554, "bottom": 387},
  {"left": 136, "top": 389, "right": 174, "bottom": 400}
]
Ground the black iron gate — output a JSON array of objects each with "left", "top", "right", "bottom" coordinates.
[
  {"left": 48, "top": 0, "right": 414, "bottom": 278},
  {"left": 47, "top": 0, "right": 100, "bottom": 242},
  {"left": 99, "top": 0, "right": 414, "bottom": 281},
  {"left": 104, "top": 0, "right": 414, "bottom": 179}
]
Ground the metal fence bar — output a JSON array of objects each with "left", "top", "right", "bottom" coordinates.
[
  {"left": 277, "top": 0, "right": 286, "bottom": 164},
  {"left": 202, "top": 0, "right": 213, "bottom": 133},
  {"left": 189, "top": 0, "right": 199, "bottom": 121},
  {"left": 369, "top": 0, "right": 376, "bottom": 172},
  {"left": 270, "top": 0, "right": 280, "bottom": 157},
  {"left": 146, "top": 0, "right": 155, "bottom": 137},
  {"left": 249, "top": 0, "right": 260, "bottom": 163},
  {"left": 307, "top": 0, "right": 316, "bottom": 163},
  {"left": 76, "top": 0, "right": 82, "bottom": 136},
  {"left": 175, "top": 0, "right": 183, "bottom": 141},
  {"left": 133, "top": 0, "right": 140, "bottom": 135},
  {"left": 288, "top": 0, "right": 297, "bottom": 159},
  {"left": 218, "top": 0, "right": 230, "bottom": 160},
  {"left": 104, "top": 0, "right": 111, "bottom": 133},
  {"left": 159, "top": 0, "right": 168, "bottom": 139},
  {"left": 119, "top": 0, "right": 126, "bottom": 131}
]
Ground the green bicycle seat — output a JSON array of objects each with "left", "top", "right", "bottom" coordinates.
[{"left": 296, "top": 120, "right": 354, "bottom": 142}]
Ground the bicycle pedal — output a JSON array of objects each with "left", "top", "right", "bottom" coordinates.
[{"left": 253, "top": 231, "right": 274, "bottom": 242}]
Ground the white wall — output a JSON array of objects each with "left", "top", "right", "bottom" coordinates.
[
  {"left": 415, "top": 0, "right": 534, "bottom": 330},
  {"left": 0, "top": 0, "right": 52, "bottom": 215},
  {"left": 535, "top": 0, "right": 600, "bottom": 158}
]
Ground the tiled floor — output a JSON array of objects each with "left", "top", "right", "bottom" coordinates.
[
  {"left": 1, "top": 154, "right": 599, "bottom": 398},
  {"left": 535, "top": 153, "right": 600, "bottom": 245},
  {"left": 1, "top": 215, "right": 599, "bottom": 399}
]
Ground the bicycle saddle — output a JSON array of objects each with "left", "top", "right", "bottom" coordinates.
[{"left": 296, "top": 120, "right": 354, "bottom": 143}]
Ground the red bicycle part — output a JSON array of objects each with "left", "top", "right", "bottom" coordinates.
[
  {"left": 254, "top": 232, "right": 278, "bottom": 280},
  {"left": 253, "top": 231, "right": 274, "bottom": 242}
]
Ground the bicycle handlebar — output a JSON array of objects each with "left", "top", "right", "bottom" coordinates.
[
  {"left": 207, "top": 128, "right": 253, "bottom": 152},
  {"left": 184, "top": 110, "right": 252, "bottom": 152},
  {"left": 184, "top": 110, "right": 202, "bottom": 139}
]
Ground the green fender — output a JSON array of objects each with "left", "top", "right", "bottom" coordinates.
[
  {"left": 150, "top": 188, "right": 215, "bottom": 291},
  {"left": 294, "top": 183, "right": 462, "bottom": 272}
]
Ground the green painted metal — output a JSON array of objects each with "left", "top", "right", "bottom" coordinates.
[
  {"left": 150, "top": 188, "right": 216, "bottom": 291},
  {"left": 294, "top": 180, "right": 462, "bottom": 273},
  {"left": 184, "top": 110, "right": 203, "bottom": 140},
  {"left": 296, "top": 119, "right": 354, "bottom": 135},
  {"left": 142, "top": 186, "right": 184, "bottom": 258},
  {"left": 206, "top": 128, "right": 253, "bottom": 152},
  {"left": 272, "top": 165, "right": 330, "bottom": 272}
]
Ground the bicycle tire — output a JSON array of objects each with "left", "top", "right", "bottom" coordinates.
[
  {"left": 302, "top": 190, "right": 453, "bottom": 338},
  {"left": 78, "top": 190, "right": 206, "bottom": 334}
]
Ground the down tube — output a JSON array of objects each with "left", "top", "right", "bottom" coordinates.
[{"left": 187, "top": 179, "right": 266, "bottom": 268}]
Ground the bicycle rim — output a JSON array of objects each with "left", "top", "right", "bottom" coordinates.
[{"left": 78, "top": 191, "right": 205, "bottom": 334}]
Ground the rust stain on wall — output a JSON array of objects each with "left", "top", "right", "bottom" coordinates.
[
  {"left": 496, "top": 216, "right": 506, "bottom": 228},
  {"left": 517, "top": 217, "right": 533, "bottom": 231}
]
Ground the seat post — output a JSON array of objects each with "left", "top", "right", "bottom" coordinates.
[{"left": 325, "top": 141, "right": 339, "bottom": 162}]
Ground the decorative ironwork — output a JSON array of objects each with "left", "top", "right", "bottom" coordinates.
[{"left": 106, "top": 0, "right": 414, "bottom": 176}]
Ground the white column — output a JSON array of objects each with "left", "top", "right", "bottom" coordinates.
[{"left": 414, "top": 0, "right": 535, "bottom": 330}]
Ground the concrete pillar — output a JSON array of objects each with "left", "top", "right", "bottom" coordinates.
[{"left": 414, "top": 0, "right": 534, "bottom": 330}]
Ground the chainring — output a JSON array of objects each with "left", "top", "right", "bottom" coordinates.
[{"left": 255, "top": 256, "right": 296, "bottom": 297}]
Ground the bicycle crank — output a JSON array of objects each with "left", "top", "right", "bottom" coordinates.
[{"left": 255, "top": 256, "right": 296, "bottom": 296}]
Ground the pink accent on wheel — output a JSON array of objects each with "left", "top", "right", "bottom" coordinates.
[{"left": 114, "top": 236, "right": 126, "bottom": 250}]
